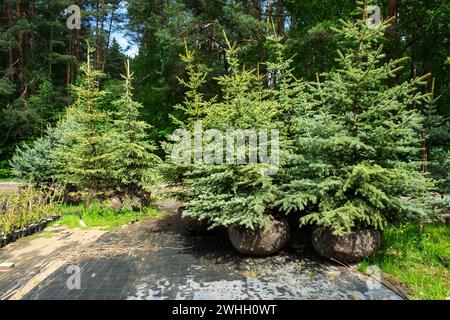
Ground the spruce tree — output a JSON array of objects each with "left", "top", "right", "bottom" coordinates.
[
  {"left": 280, "top": 8, "right": 432, "bottom": 235},
  {"left": 170, "top": 33, "right": 283, "bottom": 229},
  {"left": 55, "top": 45, "right": 112, "bottom": 195},
  {"left": 107, "top": 60, "right": 161, "bottom": 198},
  {"left": 169, "top": 41, "right": 210, "bottom": 130},
  {"left": 161, "top": 42, "right": 210, "bottom": 187}
]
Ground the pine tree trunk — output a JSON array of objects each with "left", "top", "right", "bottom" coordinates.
[
  {"left": 30, "top": 1, "right": 36, "bottom": 52},
  {"left": 16, "top": 2, "right": 23, "bottom": 73},
  {"left": 102, "top": 0, "right": 118, "bottom": 72},
  {"left": 388, "top": 0, "right": 398, "bottom": 25},
  {"left": 49, "top": 24, "right": 53, "bottom": 73},
  {"left": 66, "top": 30, "right": 73, "bottom": 90},
  {"left": 16, "top": 2, "right": 25, "bottom": 95},
  {"left": 95, "top": 1, "right": 101, "bottom": 63},
  {"left": 275, "top": 0, "right": 285, "bottom": 36},
  {"left": 76, "top": 0, "right": 82, "bottom": 62},
  {"left": 266, "top": 0, "right": 272, "bottom": 32},
  {"left": 252, "top": 0, "right": 262, "bottom": 20},
  {"left": 7, "top": 1, "right": 14, "bottom": 81},
  {"left": 99, "top": 11, "right": 105, "bottom": 64}
]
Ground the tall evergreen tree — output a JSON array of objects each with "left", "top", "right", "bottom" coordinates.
[{"left": 105, "top": 38, "right": 127, "bottom": 80}]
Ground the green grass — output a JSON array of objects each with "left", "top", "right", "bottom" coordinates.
[
  {"left": 57, "top": 204, "right": 163, "bottom": 231},
  {"left": 360, "top": 223, "right": 450, "bottom": 300}
]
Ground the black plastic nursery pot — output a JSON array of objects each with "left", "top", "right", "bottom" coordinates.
[
  {"left": 311, "top": 228, "right": 382, "bottom": 264},
  {"left": 228, "top": 217, "right": 291, "bottom": 257},
  {"left": 27, "top": 224, "right": 36, "bottom": 235},
  {"left": 13, "top": 230, "right": 21, "bottom": 241}
]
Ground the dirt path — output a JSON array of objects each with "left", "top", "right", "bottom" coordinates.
[{"left": 0, "top": 225, "right": 105, "bottom": 299}]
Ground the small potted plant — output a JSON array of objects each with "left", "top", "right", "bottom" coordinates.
[
  {"left": 29, "top": 223, "right": 37, "bottom": 235},
  {"left": 0, "top": 219, "right": 6, "bottom": 248},
  {"left": 1, "top": 217, "right": 13, "bottom": 246},
  {"left": 37, "top": 220, "right": 45, "bottom": 231}
]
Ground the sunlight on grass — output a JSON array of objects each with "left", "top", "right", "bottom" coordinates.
[
  {"left": 57, "top": 204, "right": 162, "bottom": 231},
  {"left": 361, "top": 223, "right": 450, "bottom": 300}
]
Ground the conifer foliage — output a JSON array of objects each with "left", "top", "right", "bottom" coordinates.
[
  {"left": 168, "top": 34, "right": 283, "bottom": 229},
  {"left": 55, "top": 45, "right": 112, "bottom": 194},
  {"left": 280, "top": 10, "right": 432, "bottom": 235},
  {"left": 11, "top": 46, "right": 160, "bottom": 207},
  {"left": 108, "top": 60, "right": 161, "bottom": 196}
]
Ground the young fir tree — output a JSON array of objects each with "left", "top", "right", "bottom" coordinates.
[
  {"left": 55, "top": 45, "right": 112, "bottom": 195},
  {"left": 108, "top": 60, "right": 161, "bottom": 198},
  {"left": 161, "top": 42, "right": 211, "bottom": 187},
  {"left": 264, "top": 31, "right": 310, "bottom": 201},
  {"left": 172, "top": 33, "right": 283, "bottom": 229},
  {"left": 280, "top": 7, "right": 432, "bottom": 235}
]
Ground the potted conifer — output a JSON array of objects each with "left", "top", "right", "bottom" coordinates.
[
  {"left": 167, "top": 37, "right": 290, "bottom": 255},
  {"left": 281, "top": 8, "right": 432, "bottom": 263}
]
